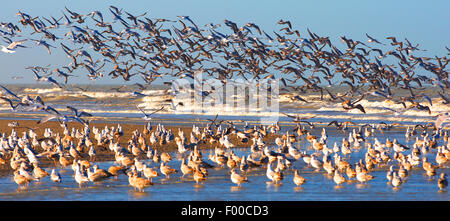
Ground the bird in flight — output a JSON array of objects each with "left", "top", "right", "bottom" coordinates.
[
  {"left": 0, "top": 39, "right": 26, "bottom": 53},
  {"left": 32, "top": 69, "right": 63, "bottom": 88},
  {"left": 341, "top": 95, "right": 366, "bottom": 114},
  {"left": 365, "top": 33, "right": 385, "bottom": 45},
  {"left": 66, "top": 105, "right": 93, "bottom": 118},
  {"left": 136, "top": 105, "right": 164, "bottom": 121}
]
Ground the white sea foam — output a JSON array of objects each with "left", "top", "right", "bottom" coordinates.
[
  {"left": 23, "top": 87, "right": 63, "bottom": 94},
  {"left": 80, "top": 91, "right": 130, "bottom": 98}
]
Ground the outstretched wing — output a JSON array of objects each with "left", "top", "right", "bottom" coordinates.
[
  {"left": 136, "top": 105, "right": 148, "bottom": 117},
  {"left": 0, "top": 96, "right": 15, "bottom": 109},
  {"left": 37, "top": 115, "right": 59, "bottom": 124},
  {"left": 7, "top": 39, "right": 26, "bottom": 49},
  {"left": 66, "top": 105, "right": 78, "bottom": 116},
  {"left": 147, "top": 106, "right": 164, "bottom": 116},
  {"left": 78, "top": 111, "right": 93, "bottom": 117}
]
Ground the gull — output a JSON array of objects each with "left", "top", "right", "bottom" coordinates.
[
  {"left": 51, "top": 68, "right": 75, "bottom": 84},
  {"left": 109, "top": 6, "right": 128, "bottom": 25},
  {"left": 143, "top": 164, "right": 159, "bottom": 182},
  {"left": 386, "top": 165, "right": 394, "bottom": 183},
  {"left": 128, "top": 171, "right": 153, "bottom": 192},
  {"left": 88, "top": 145, "right": 96, "bottom": 161},
  {"left": 87, "top": 166, "right": 108, "bottom": 182},
  {"left": 8, "top": 121, "right": 19, "bottom": 127},
  {"left": 356, "top": 166, "right": 375, "bottom": 184},
  {"left": 32, "top": 69, "right": 63, "bottom": 88},
  {"left": 230, "top": 169, "right": 249, "bottom": 187},
  {"left": 289, "top": 95, "right": 308, "bottom": 103},
  {"left": 239, "top": 156, "right": 249, "bottom": 173},
  {"left": 391, "top": 172, "right": 402, "bottom": 188},
  {"left": 266, "top": 163, "right": 283, "bottom": 184},
  {"left": 37, "top": 113, "right": 87, "bottom": 126},
  {"left": 310, "top": 155, "right": 323, "bottom": 171},
  {"left": 14, "top": 170, "right": 31, "bottom": 188},
  {"left": 392, "top": 139, "right": 410, "bottom": 153},
  {"left": 342, "top": 97, "right": 366, "bottom": 114},
  {"left": 293, "top": 170, "right": 306, "bottom": 186},
  {"left": 0, "top": 39, "right": 26, "bottom": 53},
  {"left": 380, "top": 107, "right": 404, "bottom": 116},
  {"left": 74, "top": 164, "right": 89, "bottom": 188},
  {"left": 160, "top": 162, "right": 178, "bottom": 179},
  {"left": 50, "top": 169, "right": 61, "bottom": 183},
  {"left": 108, "top": 165, "right": 127, "bottom": 178},
  {"left": 75, "top": 49, "right": 93, "bottom": 64},
  {"left": 398, "top": 165, "right": 408, "bottom": 180},
  {"left": 364, "top": 90, "right": 389, "bottom": 99},
  {"left": 130, "top": 91, "right": 148, "bottom": 97},
  {"left": 193, "top": 165, "right": 207, "bottom": 184},
  {"left": 180, "top": 158, "right": 194, "bottom": 178},
  {"left": 333, "top": 170, "right": 347, "bottom": 185},
  {"left": 328, "top": 120, "right": 355, "bottom": 131},
  {"left": 407, "top": 102, "right": 431, "bottom": 115},
  {"left": 25, "top": 99, "right": 60, "bottom": 115},
  {"left": 277, "top": 19, "right": 292, "bottom": 29},
  {"left": 438, "top": 173, "right": 448, "bottom": 190},
  {"left": 177, "top": 15, "right": 198, "bottom": 29},
  {"left": 29, "top": 39, "right": 55, "bottom": 54},
  {"left": 170, "top": 100, "right": 184, "bottom": 111},
  {"left": 0, "top": 96, "right": 28, "bottom": 111},
  {"left": 136, "top": 105, "right": 164, "bottom": 121},
  {"left": 282, "top": 112, "right": 315, "bottom": 123}
]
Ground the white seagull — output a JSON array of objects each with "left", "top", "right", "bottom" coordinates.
[
  {"left": 1, "top": 39, "right": 26, "bottom": 53},
  {"left": 136, "top": 105, "right": 164, "bottom": 121}
]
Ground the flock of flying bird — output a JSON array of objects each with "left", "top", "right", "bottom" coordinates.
[
  {"left": 0, "top": 5, "right": 448, "bottom": 118},
  {"left": 0, "top": 6, "right": 448, "bottom": 194}
]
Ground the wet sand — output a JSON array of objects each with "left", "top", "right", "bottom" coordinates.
[{"left": 0, "top": 118, "right": 278, "bottom": 177}]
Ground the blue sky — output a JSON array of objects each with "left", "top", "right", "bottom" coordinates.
[{"left": 0, "top": 0, "right": 448, "bottom": 85}]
